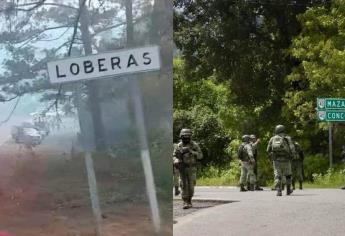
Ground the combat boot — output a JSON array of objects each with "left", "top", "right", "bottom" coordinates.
[
  {"left": 299, "top": 181, "right": 303, "bottom": 190},
  {"left": 286, "top": 185, "right": 293, "bottom": 195},
  {"left": 174, "top": 186, "right": 180, "bottom": 196},
  {"left": 276, "top": 188, "right": 282, "bottom": 196},
  {"left": 255, "top": 185, "right": 263, "bottom": 191},
  {"left": 240, "top": 184, "right": 247, "bottom": 192},
  {"left": 249, "top": 184, "right": 254, "bottom": 191},
  {"left": 341, "top": 186, "right": 345, "bottom": 190},
  {"left": 187, "top": 197, "right": 193, "bottom": 208},
  {"left": 182, "top": 198, "right": 190, "bottom": 209}
]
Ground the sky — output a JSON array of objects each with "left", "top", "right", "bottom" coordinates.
[
  {"left": 0, "top": 0, "right": 155, "bottom": 141},
  {"left": 0, "top": 0, "right": 131, "bottom": 120}
]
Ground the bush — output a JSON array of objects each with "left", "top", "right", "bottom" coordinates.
[
  {"left": 303, "top": 154, "right": 329, "bottom": 181},
  {"left": 312, "top": 167, "right": 345, "bottom": 188},
  {"left": 173, "top": 106, "right": 230, "bottom": 167},
  {"left": 197, "top": 161, "right": 241, "bottom": 186}
]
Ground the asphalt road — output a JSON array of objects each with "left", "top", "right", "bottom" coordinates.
[{"left": 174, "top": 186, "right": 345, "bottom": 236}]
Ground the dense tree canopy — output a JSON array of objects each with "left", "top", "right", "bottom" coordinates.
[
  {"left": 173, "top": 0, "right": 345, "bottom": 175},
  {"left": 286, "top": 0, "right": 345, "bottom": 152}
]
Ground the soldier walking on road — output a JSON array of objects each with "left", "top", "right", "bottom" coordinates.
[
  {"left": 267, "top": 125, "right": 296, "bottom": 196},
  {"left": 173, "top": 129, "right": 203, "bottom": 209},
  {"left": 292, "top": 141, "right": 304, "bottom": 190},
  {"left": 250, "top": 134, "right": 263, "bottom": 191},
  {"left": 238, "top": 135, "right": 256, "bottom": 192}
]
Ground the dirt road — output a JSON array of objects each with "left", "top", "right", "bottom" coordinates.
[{"left": 0, "top": 137, "right": 171, "bottom": 236}]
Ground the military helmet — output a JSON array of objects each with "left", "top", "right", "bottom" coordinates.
[
  {"left": 180, "top": 128, "right": 192, "bottom": 138},
  {"left": 250, "top": 134, "right": 256, "bottom": 140},
  {"left": 242, "top": 134, "right": 250, "bottom": 142},
  {"left": 275, "top": 125, "right": 285, "bottom": 134}
]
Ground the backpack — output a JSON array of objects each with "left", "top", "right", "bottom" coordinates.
[
  {"left": 271, "top": 135, "right": 290, "bottom": 156},
  {"left": 238, "top": 143, "right": 245, "bottom": 161}
]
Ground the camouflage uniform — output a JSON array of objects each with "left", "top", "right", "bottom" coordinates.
[
  {"left": 341, "top": 147, "right": 345, "bottom": 190},
  {"left": 267, "top": 125, "right": 295, "bottom": 196},
  {"left": 250, "top": 135, "right": 263, "bottom": 190},
  {"left": 173, "top": 144, "right": 181, "bottom": 196},
  {"left": 173, "top": 166, "right": 180, "bottom": 192},
  {"left": 173, "top": 129, "right": 203, "bottom": 209},
  {"left": 292, "top": 142, "right": 304, "bottom": 190},
  {"left": 238, "top": 135, "right": 256, "bottom": 191},
  {"left": 341, "top": 146, "right": 345, "bottom": 163}
]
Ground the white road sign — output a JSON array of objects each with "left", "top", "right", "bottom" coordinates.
[{"left": 47, "top": 46, "right": 160, "bottom": 84}]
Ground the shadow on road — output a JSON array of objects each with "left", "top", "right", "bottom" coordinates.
[{"left": 174, "top": 200, "right": 238, "bottom": 221}]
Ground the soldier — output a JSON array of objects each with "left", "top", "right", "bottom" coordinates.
[
  {"left": 173, "top": 129, "right": 203, "bottom": 209},
  {"left": 238, "top": 135, "right": 256, "bottom": 192},
  {"left": 271, "top": 176, "right": 286, "bottom": 191},
  {"left": 341, "top": 146, "right": 345, "bottom": 190},
  {"left": 250, "top": 134, "right": 263, "bottom": 191},
  {"left": 267, "top": 125, "right": 296, "bottom": 196},
  {"left": 341, "top": 146, "right": 345, "bottom": 163},
  {"left": 173, "top": 143, "right": 181, "bottom": 196},
  {"left": 292, "top": 141, "right": 304, "bottom": 190}
]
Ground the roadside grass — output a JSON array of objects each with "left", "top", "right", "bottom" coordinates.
[
  {"left": 197, "top": 177, "right": 238, "bottom": 186},
  {"left": 197, "top": 161, "right": 240, "bottom": 186},
  {"left": 197, "top": 165, "right": 345, "bottom": 189},
  {"left": 197, "top": 179, "right": 345, "bottom": 188},
  {"left": 304, "top": 168, "right": 345, "bottom": 188}
]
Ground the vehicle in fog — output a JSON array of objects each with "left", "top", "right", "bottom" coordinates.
[{"left": 11, "top": 125, "right": 42, "bottom": 146}]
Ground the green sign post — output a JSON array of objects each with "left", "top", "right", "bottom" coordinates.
[{"left": 316, "top": 98, "right": 345, "bottom": 168}]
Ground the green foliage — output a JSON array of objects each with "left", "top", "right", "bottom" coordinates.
[
  {"left": 197, "top": 161, "right": 241, "bottom": 186},
  {"left": 174, "top": 0, "right": 328, "bottom": 133},
  {"left": 285, "top": 0, "right": 345, "bottom": 151},
  {"left": 173, "top": 106, "right": 230, "bottom": 167},
  {"left": 311, "top": 167, "right": 345, "bottom": 188},
  {"left": 303, "top": 154, "right": 330, "bottom": 181},
  {"left": 174, "top": 1, "right": 345, "bottom": 188},
  {"left": 174, "top": 58, "right": 233, "bottom": 166}
]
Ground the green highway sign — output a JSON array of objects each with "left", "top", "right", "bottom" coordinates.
[
  {"left": 316, "top": 99, "right": 338, "bottom": 168},
  {"left": 317, "top": 98, "right": 345, "bottom": 110},
  {"left": 317, "top": 110, "right": 345, "bottom": 121}
]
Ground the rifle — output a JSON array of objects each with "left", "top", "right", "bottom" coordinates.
[{"left": 174, "top": 147, "right": 191, "bottom": 170}]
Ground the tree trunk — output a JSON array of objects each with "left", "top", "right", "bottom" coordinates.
[
  {"left": 79, "top": 0, "right": 106, "bottom": 151},
  {"left": 151, "top": 0, "right": 173, "bottom": 76},
  {"left": 125, "top": 0, "right": 134, "bottom": 46}
]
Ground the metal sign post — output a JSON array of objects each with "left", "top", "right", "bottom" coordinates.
[
  {"left": 84, "top": 151, "right": 102, "bottom": 236},
  {"left": 329, "top": 122, "right": 333, "bottom": 169},
  {"left": 129, "top": 78, "right": 161, "bottom": 233},
  {"left": 317, "top": 98, "right": 342, "bottom": 169},
  {"left": 47, "top": 45, "right": 162, "bottom": 235}
]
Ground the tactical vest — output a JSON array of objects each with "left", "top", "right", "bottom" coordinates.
[{"left": 176, "top": 141, "right": 198, "bottom": 166}]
